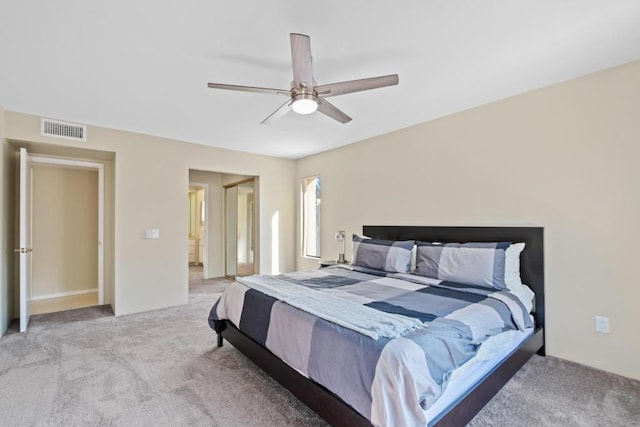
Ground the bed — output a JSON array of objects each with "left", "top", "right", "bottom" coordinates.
[{"left": 209, "top": 226, "right": 545, "bottom": 426}]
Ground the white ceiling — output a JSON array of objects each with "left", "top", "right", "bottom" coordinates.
[{"left": 1, "top": 1, "right": 639, "bottom": 159}]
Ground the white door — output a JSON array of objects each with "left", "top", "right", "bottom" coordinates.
[{"left": 18, "top": 148, "right": 33, "bottom": 332}]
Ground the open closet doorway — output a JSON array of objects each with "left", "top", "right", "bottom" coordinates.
[
  {"left": 188, "top": 183, "right": 208, "bottom": 281},
  {"left": 225, "top": 178, "right": 256, "bottom": 278},
  {"left": 27, "top": 154, "right": 105, "bottom": 318}
]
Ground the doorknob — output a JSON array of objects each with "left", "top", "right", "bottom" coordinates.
[{"left": 13, "top": 248, "right": 32, "bottom": 253}]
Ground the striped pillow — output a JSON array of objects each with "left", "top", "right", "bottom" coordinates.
[
  {"left": 352, "top": 235, "right": 414, "bottom": 273},
  {"left": 414, "top": 241, "right": 512, "bottom": 290}
]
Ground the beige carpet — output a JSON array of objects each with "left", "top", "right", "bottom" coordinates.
[
  {"left": 1, "top": 278, "right": 638, "bottom": 426},
  {"left": 469, "top": 354, "right": 640, "bottom": 426},
  {"left": 0, "top": 279, "right": 324, "bottom": 427}
]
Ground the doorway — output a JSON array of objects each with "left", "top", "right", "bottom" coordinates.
[
  {"left": 30, "top": 157, "right": 104, "bottom": 316},
  {"left": 188, "top": 182, "right": 208, "bottom": 281},
  {"left": 17, "top": 151, "right": 105, "bottom": 326},
  {"left": 225, "top": 178, "right": 256, "bottom": 278},
  {"left": 187, "top": 170, "right": 258, "bottom": 282}
]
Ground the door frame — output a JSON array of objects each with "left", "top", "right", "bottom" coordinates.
[
  {"left": 188, "top": 182, "right": 209, "bottom": 278},
  {"left": 224, "top": 184, "right": 237, "bottom": 279},
  {"left": 30, "top": 155, "right": 105, "bottom": 305},
  {"left": 224, "top": 177, "right": 256, "bottom": 278}
]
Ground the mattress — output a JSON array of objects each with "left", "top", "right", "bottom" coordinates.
[{"left": 209, "top": 267, "right": 534, "bottom": 426}]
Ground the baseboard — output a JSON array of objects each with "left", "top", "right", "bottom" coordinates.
[{"left": 31, "top": 288, "right": 98, "bottom": 301}]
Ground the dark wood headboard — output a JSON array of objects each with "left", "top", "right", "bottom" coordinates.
[{"left": 363, "top": 226, "right": 545, "bottom": 331}]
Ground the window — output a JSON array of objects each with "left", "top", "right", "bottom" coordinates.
[{"left": 302, "top": 175, "right": 321, "bottom": 258}]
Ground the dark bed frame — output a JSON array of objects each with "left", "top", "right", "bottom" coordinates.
[{"left": 216, "top": 226, "right": 545, "bottom": 426}]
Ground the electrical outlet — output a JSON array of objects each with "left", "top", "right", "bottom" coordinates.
[{"left": 595, "top": 316, "right": 610, "bottom": 333}]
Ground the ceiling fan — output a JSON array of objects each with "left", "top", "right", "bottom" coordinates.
[{"left": 207, "top": 33, "right": 399, "bottom": 124}]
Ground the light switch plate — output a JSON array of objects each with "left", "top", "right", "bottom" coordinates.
[
  {"left": 595, "top": 316, "right": 610, "bottom": 333},
  {"left": 151, "top": 229, "right": 160, "bottom": 239}
]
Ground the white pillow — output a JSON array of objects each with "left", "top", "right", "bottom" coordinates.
[
  {"left": 503, "top": 243, "right": 535, "bottom": 312},
  {"left": 504, "top": 242, "right": 525, "bottom": 291},
  {"left": 510, "top": 283, "right": 535, "bottom": 313}
]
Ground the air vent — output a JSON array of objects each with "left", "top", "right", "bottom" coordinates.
[{"left": 41, "top": 119, "right": 87, "bottom": 142}]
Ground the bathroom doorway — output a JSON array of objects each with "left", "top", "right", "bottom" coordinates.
[
  {"left": 225, "top": 178, "right": 256, "bottom": 278},
  {"left": 188, "top": 183, "right": 208, "bottom": 281}
]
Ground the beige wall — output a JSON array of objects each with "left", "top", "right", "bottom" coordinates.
[
  {"left": 5, "top": 112, "right": 296, "bottom": 316},
  {"left": 0, "top": 107, "right": 14, "bottom": 334},
  {"left": 31, "top": 165, "right": 98, "bottom": 296},
  {"left": 296, "top": 60, "right": 640, "bottom": 380}
]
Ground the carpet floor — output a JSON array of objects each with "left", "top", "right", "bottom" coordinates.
[{"left": 1, "top": 279, "right": 638, "bottom": 426}]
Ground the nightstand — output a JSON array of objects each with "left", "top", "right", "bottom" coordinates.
[
  {"left": 319, "top": 260, "right": 348, "bottom": 268},
  {"left": 319, "top": 260, "right": 337, "bottom": 268}
]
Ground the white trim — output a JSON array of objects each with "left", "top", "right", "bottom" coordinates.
[
  {"left": 30, "top": 155, "right": 105, "bottom": 305},
  {"left": 31, "top": 288, "right": 98, "bottom": 301},
  {"left": 29, "top": 166, "right": 34, "bottom": 301},
  {"left": 30, "top": 156, "right": 100, "bottom": 170},
  {"left": 98, "top": 164, "right": 104, "bottom": 304}
]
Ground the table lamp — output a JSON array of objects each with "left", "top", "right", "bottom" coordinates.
[{"left": 334, "top": 230, "right": 346, "bottom": 263}]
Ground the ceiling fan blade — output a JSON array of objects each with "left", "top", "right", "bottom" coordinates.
[
  {"left": 315, "top": 74, "right": 399, "bottom": 98},
  {"left": 207, "top": 83, "right": 290, "bottom": 96},
  {"left": 290, "top": 33, "right": 313, "bottom": 90},
  {"left": 260, "top": 99, "right": 292, "bottom": 125},
  {"left": 317, "top": 98, "right": 352, "bottom": 124}
]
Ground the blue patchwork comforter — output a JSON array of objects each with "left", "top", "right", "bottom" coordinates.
[{"left": 208, "top": 265, "right": 532, "bottom": 427}]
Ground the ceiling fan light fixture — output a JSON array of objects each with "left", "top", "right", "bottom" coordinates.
[
  {"left": 291, "top": 93, "right": 318, "bottom": 114},
  {"left": 207, "top": 34, "right": 398, "bottom": 124}
]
